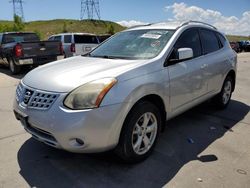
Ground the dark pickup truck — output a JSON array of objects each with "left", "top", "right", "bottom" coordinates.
[{"left": 0, "top": 32, "right": 64, "bottom": 74}]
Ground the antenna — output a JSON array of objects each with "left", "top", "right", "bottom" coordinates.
[
  {"left": 10, "top": 0, "right": 25, "bottom": 21},
  {"left": 80, "top": 0, "right": 100, "bottom": 20}
]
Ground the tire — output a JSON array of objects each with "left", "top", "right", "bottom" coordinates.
[
  {"left": 115, "top": 101, "right": 162, "bottom": 163},
  {"left": 9, "top": 58, "right": 21, "bottom": 75},
  {"left": 213, "top": 76, "right": 233, "bottom": 109}
]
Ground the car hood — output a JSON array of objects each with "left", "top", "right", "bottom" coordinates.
[{"left": 23, "top": 56, "right": 147, "bottom": 92}]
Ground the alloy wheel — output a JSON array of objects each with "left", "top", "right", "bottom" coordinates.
[
  {"left": 222, "top": 80, "right": 232, "bottom": 105},
  {"left": 132, "top": 112, "right": 158, "bottom": 155}
]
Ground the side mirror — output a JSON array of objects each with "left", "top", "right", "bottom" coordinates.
[
  {"left": 167, "top": 48, "right": 193, "bottom": 66},
  {"left": 178, "top": 48, "right": 193, "bottom": 60}
]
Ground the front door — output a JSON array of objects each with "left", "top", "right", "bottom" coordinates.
[{"left": 167, "top": 28, "right": 207, "bottom": 113}]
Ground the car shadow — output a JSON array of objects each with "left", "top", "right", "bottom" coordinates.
[
  {"left": 0, "top": 65, "right": 31, "bottom": 79},
  {"left": 17, "top": 99, "right": 249, "bottom": 188}
]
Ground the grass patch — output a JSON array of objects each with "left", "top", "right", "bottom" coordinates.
[{"left": 0, "top": 19, "right": 125, "bottom": 39}]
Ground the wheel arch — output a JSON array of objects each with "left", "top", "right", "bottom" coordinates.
[{"left": 121, "top": 94, "right": 167, "bottom": 135}]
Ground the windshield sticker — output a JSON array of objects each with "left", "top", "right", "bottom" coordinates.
[
  {"left": 151, "top": 40, "right": 161, "bottom": 47},
  {"left": 141, "top": 33, "right": 161, "bottom": 39}
]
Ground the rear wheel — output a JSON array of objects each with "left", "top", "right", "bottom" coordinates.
[
  {"left": 9, "top": 58, "right": 21, "bottom": 75},
  {"left": 213, "top": 76, "right": 233, "bottom": 109},
  {"left": 115, "top": 101, "right": 161, "bottom": 163}
]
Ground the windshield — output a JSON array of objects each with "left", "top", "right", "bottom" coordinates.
[
  {"left": 2, "top": 33, "right": 39, "bottom": 44},
  {"left": 89, "top": 29, "right": 175, "bottom": 59}
]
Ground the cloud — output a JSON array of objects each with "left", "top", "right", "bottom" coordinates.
[
  {"left": 117, "top": 20, "right": 148, "bottom": 28},
  {"left": 165, "top": 2, "right": 250, "bottom": 36}
]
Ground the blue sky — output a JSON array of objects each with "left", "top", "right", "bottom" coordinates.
[
  {"left": 0, "top": 0, "right": 248, "bottom": 22},
  {"left": 0, "top": 0, "right": 250, "bottom": 35}
]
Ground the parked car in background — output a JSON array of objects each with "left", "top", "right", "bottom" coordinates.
[
  {"left": 230, "top": 42, "right": 240, "bottom": 53},
  {"left": 48, "top": 33, "right": 99, "bottom": 57},
  {"left": 0, "top": 32, "right": 64, "bottom": 74},
  {"left": 239, "top": 40, "right": 250, "bottom": 52},
  {"left": 14, "top": 21, "right": 237, "bottom": 162},
  {"left": 97, "top": 34, "right": 112, "bottom": 43}
]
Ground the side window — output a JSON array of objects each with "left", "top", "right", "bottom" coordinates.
[
  {"left": 0, "top": 34, "right": 2, "bottom": 44},
  {"left": 216, "top": 32, "right": 226, "bottom": 48},
  {"left": 64, "top": 35, "right": 72, "bottom": 43},
  {"left": 173, "top": 28, "right": 202, "bottom": 58},
  {"left": 53, "top": 36, "right": 62, "bottom": 42},
  {"left": 200, "top": 29, "right": 220, "bottom": 54}
]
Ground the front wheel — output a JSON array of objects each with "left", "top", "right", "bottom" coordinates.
[
  {"left": 9, "top": 58, "right": 21, "bottom": 75},
  {"left": 115, "top": 101, "right": 162, "bottom": 163},
  {"left": 213, "top": 76, "right": 233, "bottom": 109}
]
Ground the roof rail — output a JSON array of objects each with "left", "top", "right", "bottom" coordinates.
[
  {"left": 128, "top": 23, "right": 152, "bottom": 29},
  {"left": 180, "top": 20, "right": 217, "bottom": 30}
]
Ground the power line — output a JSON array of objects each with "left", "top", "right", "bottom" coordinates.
[
  {"left": 10, "top": 0, "right": 25, "bottom": 21},
  {"left": 80, "top": 0, "right": 100, "bottom": 20}
]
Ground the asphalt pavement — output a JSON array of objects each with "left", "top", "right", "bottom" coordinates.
[{"left": 0, "top": 53, "right": 249, "bottom": 188}]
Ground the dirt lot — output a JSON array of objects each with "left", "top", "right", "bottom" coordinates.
[{"left": 0, "top": 53, "right": 249, "bottom": 188}]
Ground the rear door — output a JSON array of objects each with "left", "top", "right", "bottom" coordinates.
[
  {"left": 168, "top": 28, "right": 206, "bottom": 113},
  {"left": 199, "top": 29, "right": 226, "bottom": 93},
  {"left": 74, "top": 34, "right": 99, "bottom": 55}
]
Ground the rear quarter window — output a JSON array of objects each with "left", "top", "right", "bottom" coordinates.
[
  {"left": 98, "top": 35, "right": 111, "bottom": 43},
  {"left": 200, "top": 29, "right": 220, "bottom": 54},
  {"left": 74, "top": 35, "right": 98, "bottom": 44},
  {"left": 216, "top": 32, "right": 227, "bottom": 48}
]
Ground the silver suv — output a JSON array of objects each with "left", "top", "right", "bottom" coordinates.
[
  {"left": 14, "top": 21, "right": 237, "bottom": 162},
  {"left": 48, "top": 33, "right": 99, "bottom": 57}
]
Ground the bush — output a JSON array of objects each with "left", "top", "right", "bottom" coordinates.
[
  {"left": 0, "top": 24, "right": 13, "bottom": 32},
  {"left": 62, "top": 22, "right": 68, "bottom": 33},
  {"left": 107, "top": 24, "right": 115, "bottom": 35},
  {"left": 34, "top": 30, "right": 42, "bottom": 40},
  {"left": 12, "top": 15, "right": 25, "bottom": 31}
]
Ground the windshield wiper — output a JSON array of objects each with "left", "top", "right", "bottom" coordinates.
[
  {"left": 88, "top": 55, "right": 128, "bottom": 59},
  {"left": 84, "top": 53, "right": 137, "bottom": 60}
]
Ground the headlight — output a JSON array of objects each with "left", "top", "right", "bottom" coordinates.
[{"left": 64, "top": 78, "right": 117, "bottom": 110}]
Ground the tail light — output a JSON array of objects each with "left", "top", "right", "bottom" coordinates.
[
  {"left": 70, "top": 43, "right": 75, "bottom": 53},
  {"left": 14, "top": 44, "right": 23, "bottom": 57},
  {"left": 59, "top": 42, "right": 63, "bottom": 55}
]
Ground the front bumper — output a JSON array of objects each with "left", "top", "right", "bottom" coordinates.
[{"left": 13, "top": 90, "right": 127, "bottom": 153}]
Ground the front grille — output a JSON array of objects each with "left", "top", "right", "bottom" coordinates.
[
  {"left": 16, "top": 83, "right": 24, "bottom": 102},
  {"left": 16, "top": 83, "right": 59, "bottom": 110},
  {"left": 29, "top": 92, "right": 58, "bottom": 110}
]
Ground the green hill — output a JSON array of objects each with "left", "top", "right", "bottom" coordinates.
[
  {"left": 0, "top": 19, "right": 249, "bottom": 42},
  {"left": 0, "top": 19, "right": 125, "bottom": 39},
  {"left": 226, "top": 35, "right": 250, "bottom": 42}
]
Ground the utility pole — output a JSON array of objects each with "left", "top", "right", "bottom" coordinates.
[
  {"left": 11, "top": 0, "right": 25, "bottom": 21},
  {"left": 80, "top": 0, "right": 100, "bottom": 20}
]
